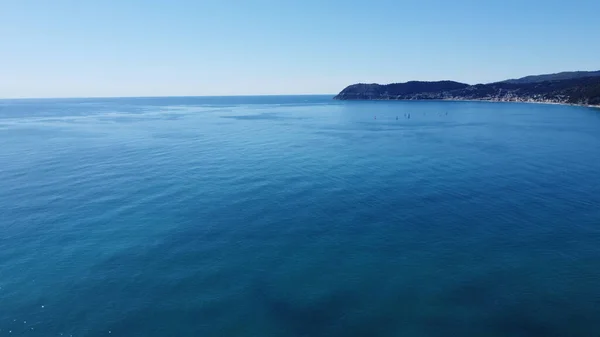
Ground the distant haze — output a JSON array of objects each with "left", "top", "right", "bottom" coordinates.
[{"left": 1, "top": 0, "right": 599, "bottom": 98}]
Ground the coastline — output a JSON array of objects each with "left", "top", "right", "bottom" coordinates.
[
  {"left": 441, "top": 98, "right": 600, "bottom": 109},
  {"left": 334, "top": 75, "right": 600, "bottom": 109},
  {"left": 335, "top": 97, "right": 600, "bottom": 109}
]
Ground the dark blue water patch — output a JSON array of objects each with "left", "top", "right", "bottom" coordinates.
[
  {"left": 1, "top": 96, "right": 600, "bottom": 336},
  {"left": 96, "top": 113, "right": 189, "bottom": 123},
  {"left": 220, "top": 112, "right": 302, "bottom": 120}
]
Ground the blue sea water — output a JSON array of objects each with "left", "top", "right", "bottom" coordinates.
[{"left": 1, "top": 95, "right": 600, "bottom": 336}]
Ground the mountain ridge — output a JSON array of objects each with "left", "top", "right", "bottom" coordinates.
[
  {"left": 500, "top": 70, "right": 600, "bottom": 84},
  {"left": 334, "top": 71, "right": 600, "bottom": 107}
]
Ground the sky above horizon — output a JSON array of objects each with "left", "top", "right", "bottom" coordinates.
[{"left": 1, "top": 0, "right": 599, "bottom": 98}]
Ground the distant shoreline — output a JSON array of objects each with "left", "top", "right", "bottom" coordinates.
[
  {"left": 441, "top": 98, "right": 600, "bottom": 109},
  {"left": 337, "top": 98, "right": 600, "bottom": 109},
  {"left": 334, "top": 72, "right": 600, "bottom": 108}
]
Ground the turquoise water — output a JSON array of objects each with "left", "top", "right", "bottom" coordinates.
[{"left": 1, "top": 96, "right": 600, "bottom": 336}]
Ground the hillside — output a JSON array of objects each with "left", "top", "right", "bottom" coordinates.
[
  {"left": 334, "top": 81, "right": 469, "bottom": 100},
  {"left": 501, "top": 70, "right": 600, "bottom": 84},
  {"left": 334, "top": 74, "right": 600, "bottom": 106}
]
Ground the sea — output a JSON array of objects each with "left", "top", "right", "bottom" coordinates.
[{"left": 1, "top": 95, "right": 600, "bottom": 336}]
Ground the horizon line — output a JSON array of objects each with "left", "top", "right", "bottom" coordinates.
[
  {"left": 0, "top": 93, "right": 337, "bottom": 100},
  {"left": 3, "top": 69, "right": 599, "bottom": 100}
]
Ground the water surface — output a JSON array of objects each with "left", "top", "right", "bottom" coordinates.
[{"left": 1, "top": 96, "right": 600, "bottom": 336}]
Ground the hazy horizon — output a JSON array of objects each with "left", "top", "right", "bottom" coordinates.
[
  {"left": 4, "top": 68, "right": 600, "bottom": 100},
  {"left": 2, "top": 0, "right": 599, "bottom": 99}
]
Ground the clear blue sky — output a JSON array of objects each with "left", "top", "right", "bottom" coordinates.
[{"left": 1, "top": 0, "right": 599, "bottom": 98}]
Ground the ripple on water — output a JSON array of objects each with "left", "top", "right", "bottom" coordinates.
[{"left": 1, "top": 97, "right": 600, "bottom": 336}]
